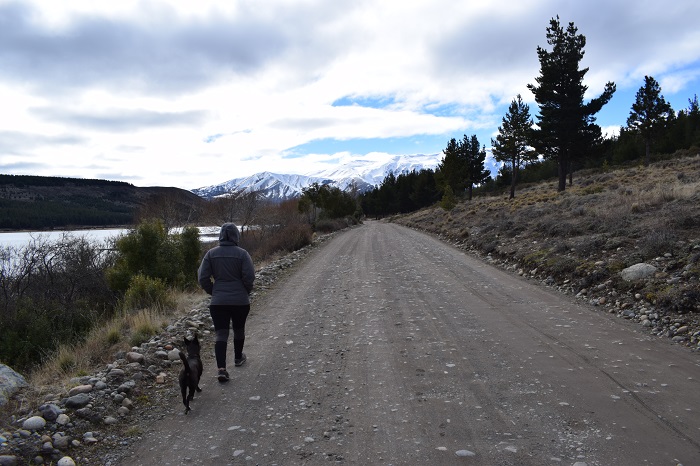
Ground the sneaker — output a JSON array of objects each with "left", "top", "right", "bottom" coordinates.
[
  {"left": 217, "top": 369, "right": 230, "bottom": 383},
  {"left": 234, "top": 353, "right": 247, "bottom": 367}
]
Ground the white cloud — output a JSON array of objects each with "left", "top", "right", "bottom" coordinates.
[{"left": 0, "top": 0, "right": 698, "bottom": 188}]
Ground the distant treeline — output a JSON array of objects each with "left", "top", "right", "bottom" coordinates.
[
  {"left": 359, "top": 105, "right": 700, "bottom": 218},
  {"left": 0, "top": 198, "right": 133, "bottom": 229},
  {"left": 0, "top": 174, "right": 133, "bottom": 188},
  {"left": 0, "top": 175, "right": 190, "bottom": 229}
]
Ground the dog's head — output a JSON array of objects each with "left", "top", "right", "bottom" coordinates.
[{"left": 184, "top": 334, "right": 200, "bottom": 356}]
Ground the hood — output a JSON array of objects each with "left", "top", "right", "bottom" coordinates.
[{"left": 218, "top": 223, "right": 240, "bottom": 245}]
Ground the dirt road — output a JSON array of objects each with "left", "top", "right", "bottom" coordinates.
[{"left": 123, "top": 221, "right": 700, "bottom": 465}]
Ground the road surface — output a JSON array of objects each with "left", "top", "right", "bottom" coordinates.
[{"left": 122, "top": 221, "right": 700, "bottom": 465}]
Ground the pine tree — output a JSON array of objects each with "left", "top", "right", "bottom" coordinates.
[
  {"left": 527, "top": 17, "right": 616, "bottom": 191},
  {"left": 492, "top": 94, "right": 536, "bottom": 199},
  {"left": 626, "top": 76, "right": 674, "bottom": 166},
  {"left": 460, "top": 134, "right": 490, "bottom": 201},
  {"left": 436, "top": 138, "right": 464, "bottom": 195}
]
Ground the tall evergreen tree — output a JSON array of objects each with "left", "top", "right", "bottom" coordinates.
[
  {"left": 460, "top": 134, "right": 490, "bottom": 201},
  {"left": 436, "top": 138, "right": 464, "bottom": 195},
  {"left": 492, "top": 94, "right": 536, "bottom": 199},
  {"left": 527, "top": 17, "right": 616, "bottom": 191},
  {"left": 626, "top": 76, "right": 674, "bottom": 166}
]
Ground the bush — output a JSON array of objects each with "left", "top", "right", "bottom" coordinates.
[
  {"left": 315, "top": 218, "right": 347, "bottom": 234},
  {"left": 122, "top": 274, "right": 172, "bottom": 311},
  {"left": 106, "top": 220, "right": 201, "bottom": 292}
]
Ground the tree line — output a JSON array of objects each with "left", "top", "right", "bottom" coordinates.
[{"left": 360, "top": 16, "right": 700, "bottom": 216}]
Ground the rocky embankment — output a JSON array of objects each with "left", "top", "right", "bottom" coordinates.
[
  {"left": 418, "top": 228, "right": 700, "bottom": 351},
  {"left": 0, "top": 235, "right": 330, "bottom": 466}
]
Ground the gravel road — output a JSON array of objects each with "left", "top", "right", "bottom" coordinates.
[{"left": 122, "top": 221, "right": 700, "bottom": 465}]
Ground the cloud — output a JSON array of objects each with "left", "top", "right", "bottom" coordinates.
[
  {"left": 0, "top": 1, "right": 295, "bottom": 96},
  {"left": 0, "top": 0, "right": 699, "bottom": 189},
  {"left": 29, "top": 107, "right": 209, "bottom": 132},
  {"left": 0, "top": 130, "right": 85, "bottom": 153}
]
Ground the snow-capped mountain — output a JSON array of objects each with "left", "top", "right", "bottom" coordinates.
[{"left": 192, "top": 154, "right": 441, "bottom": 201}]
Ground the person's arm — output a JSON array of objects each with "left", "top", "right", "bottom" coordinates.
[
  {"left": 242, "top": 252, "right": 255, "bottom": 294},
  {"left": 198, "top": 252, "right": 214, "bottom": 295}
]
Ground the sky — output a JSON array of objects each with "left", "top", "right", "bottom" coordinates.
[{"left": 0, "top": 0, "right": 698, "bottom": 190}]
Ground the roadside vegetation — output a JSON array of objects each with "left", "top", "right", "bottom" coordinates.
[{"left": 0, "top": 190, "right": 358, "bottom": 386}]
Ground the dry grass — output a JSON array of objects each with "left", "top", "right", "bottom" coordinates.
[{"left": 27, "top": 288, "right": 201, "bottom": 393}]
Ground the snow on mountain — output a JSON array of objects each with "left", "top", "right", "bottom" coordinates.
[{"left": 191, "top": 154, "right": 442, "bottom": 201}]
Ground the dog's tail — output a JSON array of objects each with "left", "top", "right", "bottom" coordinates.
[{"left": 179, "top": 350, "right": 191, "bottom": 375}]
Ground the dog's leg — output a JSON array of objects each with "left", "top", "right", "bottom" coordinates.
[{"left": 182, "top": 384, "right": 191, "bottom": 414}]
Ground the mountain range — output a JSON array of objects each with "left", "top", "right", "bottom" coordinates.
[{"left": 191, "top": 154, "right": 442, "bottom": 200}]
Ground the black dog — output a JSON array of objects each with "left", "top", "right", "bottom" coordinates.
[{"left": 178, "top": 334, "right": 203, "bottom": 414}]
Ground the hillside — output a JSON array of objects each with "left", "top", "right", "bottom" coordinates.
[
  {"left": 0, "top": 175, "right": 205, "bottom": 230},
  {"left": 391, "top": 154, "right": 700, "bottom": 348}
]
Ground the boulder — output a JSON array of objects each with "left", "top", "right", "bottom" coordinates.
[
  {"left": 0, "top": 364, "right": 28, "bottom": 407},
  {"left": 620, "top": 263, "right": 657, "bottom": 281}
]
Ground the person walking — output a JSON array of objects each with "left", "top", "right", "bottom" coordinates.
[{"left": 198, "top": 223, "right": 255, "bottom": 383}]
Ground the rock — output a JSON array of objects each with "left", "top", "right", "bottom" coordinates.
[
  {"left": 75, "top": 408, "right": 101, "bottom": 423},
  {"left": 22, "top": 416, "right": 46, "bottom": 431},
  {"left": 56, "top": 414, "right": 70, "bottom": 426},
  {"left": 0, "top": 364, "right": 28, "bottom": 407},
  {"left": 621, "top": 263, "right": 657, "bottom": 281},
  {"left": 67, "top": 385, "right": 93, "bottom": 396},
  {"left": 52, "top": 434, "right": 71, "bottom": 450},
  {"left": 126, "top": 351, "right": 146, "bottom": 365},
  {"left": 106, "top": 368, "right": 125, "bottom": 381},
  {"left": 38, "top": 403, "right": 63, "bottom": 422},
  {"left": 65, "top": 394, "right": 90, "bottom": 409},
  {"left": 0, "top": 456, "right": 18, "bottom": 466},
  {"left": 57, "top": 457, "right": 76, "bottom": 466},
  {"left": 117, "top": 381, "right": 136, "bottom": 394}
]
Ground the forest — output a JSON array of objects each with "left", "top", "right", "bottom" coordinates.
[{"left": 0, "top": 175, "right": 204, "bottom": 230}]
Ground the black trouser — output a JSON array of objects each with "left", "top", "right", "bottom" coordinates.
[{"left": 210, "top": 304, "right": 250, "bottom": 369}]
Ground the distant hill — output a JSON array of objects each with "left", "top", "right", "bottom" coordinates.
[
  {"left": 192, "top": 153, "right": 441, "bottom": 200},
  {"left": 0, "top": 174, "right": 204, "bottom": 230}
]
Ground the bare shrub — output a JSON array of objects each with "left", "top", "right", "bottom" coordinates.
[
  {"left": 656, "top": 286, "right": 700, "bottom": 314},
  {"left": 0, "top": 235, "right": 116, "bottom": 371},
  {"left": 639, "top": 229, "right": 678, "bottom": 259}
]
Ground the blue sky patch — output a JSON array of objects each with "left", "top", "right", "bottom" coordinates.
[
  {"left": 285, "top": 135, "right": 454, "bottom": 157},
  {"left": 332, "top": 95, "right": 398, "bottom": 109}
]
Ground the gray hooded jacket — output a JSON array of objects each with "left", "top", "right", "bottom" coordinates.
[{"left": 197, "top": 223, "right": 255, "bottom": 305}]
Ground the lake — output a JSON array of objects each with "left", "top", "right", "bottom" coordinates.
[{"left": 0, "top": 226, "right": 223, "bottom": 249}]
